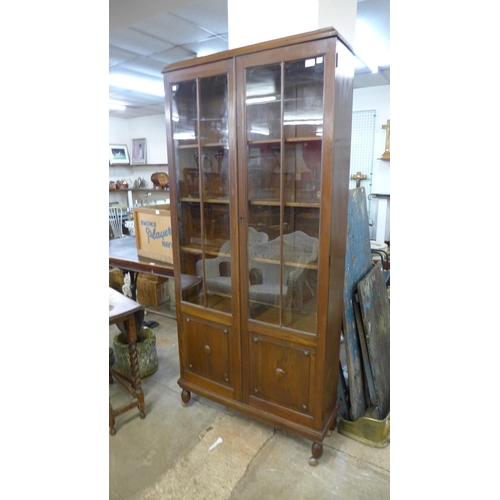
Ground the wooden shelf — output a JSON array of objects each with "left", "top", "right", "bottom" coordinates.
[
  {"left": 247, "top": 137, "right": 322, "bottom": 146},
  {"left": 249, "top": 199, "right": 320, "bottom": 208},
  {"left": 179, "top": 197, "right": 229, "bottom": 204},
  {"left": 109, "top": 163, "right": 168, "bottom": 167},
  {"left": 110, "top": 188, "right": 169, "bottom": 193},
  {"left": 178, "top": 143, "right": 228, "bottom": 149}
]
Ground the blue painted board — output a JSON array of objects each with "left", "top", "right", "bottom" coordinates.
[
  {"left": 358, "top": 261, "right": 390, "bottom": 419},
  {"left": 343, "top": 188, "right": 373, "bottom": 420}
]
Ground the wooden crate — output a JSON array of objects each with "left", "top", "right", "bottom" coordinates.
[
  {"left": 133, "top": 204, "right": 173, "bottom": 263},
  {"left": 109, "top": 269, "right": 170, "bottom": 306}
]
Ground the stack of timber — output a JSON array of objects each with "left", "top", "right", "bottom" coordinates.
[{"left": 337, "top": 188, "right": 390, "bottom": 447}]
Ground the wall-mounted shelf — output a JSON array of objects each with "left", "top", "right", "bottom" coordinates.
[
  {"left": 110, "top": 188, "right": 169, "bottom": 192},
  {"left": 109, "top": 163, "right": 170, "bottom": 209},
  {"left": 109, "top": 163, "right": 168, "bottom": 168}
]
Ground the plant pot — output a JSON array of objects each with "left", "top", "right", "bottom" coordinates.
[{"left": 113, "top": 327, "right": 158, "bottom": 378}]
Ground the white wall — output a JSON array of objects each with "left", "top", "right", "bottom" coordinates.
[
  {"left": 228, "top": 0, "right": 357, "bottom": 50},
  {"left": 109, "top": 115, "right": 168, "bottom": 164},
  {"left": 353, "top": 85, "right": 390, "bottom": 194},
  {"left": 109, "top": 115, "right": 169, "bottom": 207},
  {"left": 353, "top": 84, "right": 390, "bottom": 242}
]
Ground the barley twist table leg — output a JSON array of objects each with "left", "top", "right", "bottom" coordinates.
[
  {"left": 109, "top": 400, "right": 116, "bottom": 435},
  {"left": 128, "top": 340, "right": 146, "bottom": 418}
]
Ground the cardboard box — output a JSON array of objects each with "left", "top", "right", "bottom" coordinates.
[{"left": 133, "top": 204, "right": 173, "bottom": 264}]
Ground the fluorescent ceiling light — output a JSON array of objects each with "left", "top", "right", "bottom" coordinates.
[
  {"left": 173, "top": 132, "right": 196, "bottom": 140},
  {"left": 109, "top": 100, "right": 126, "bottom": 111},
  {"left": 250, "top": 128, "right": 270, "bottom": 136},
  {"left": 109, "top": 74, "right": 164, "bottom": 97},
  {"left": 246, "top": 95, "right": 277, "bottom": 104},
  {"left": 354, "top": 20, "right": 390, "bottom": 74},
  {"left": 283, "top": 119, "right": 323, "bottom": 126}
]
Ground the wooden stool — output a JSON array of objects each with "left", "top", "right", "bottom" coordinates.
[{"left": 109, "top": 287, "right": 145, "bottom": 435}]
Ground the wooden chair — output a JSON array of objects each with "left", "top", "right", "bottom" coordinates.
[
  {"left": 248, "top": 231, "right": 319, "bottom": 309},
  {"left": 196, "top": 227, "right": 269, "bottom": 295},
  {"left": 109, "top": 206, "right": 124, "bottom": 239},
  {"left": 109, "top": 287, "right": 145, "bottom": 435}
]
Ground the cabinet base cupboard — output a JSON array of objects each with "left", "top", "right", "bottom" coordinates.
[{"left": 162, "top": 28, "right": 354, "bottom": 465}]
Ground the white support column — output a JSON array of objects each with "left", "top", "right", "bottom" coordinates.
[{"left": 227, "top": 0, "right": 357, "bottom": 50}]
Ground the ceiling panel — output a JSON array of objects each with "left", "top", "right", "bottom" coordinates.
[
  {"left": 109, "top": 46, "right": 143, "bottom": 66},
  {"left": 116, "top": 57, "right": 169, "bottom": 78},
  {"left": 109, "top": 28, "right": 174, "bottom": 55},
  {"left": 182, "top": 37, "right": 229, "bottom": 58},
  {"left": 171, "top": 0, "right": 229, "bottom": 35},
  {"left": 149, "top": 46, "right": 198, "bottom": 65},
  {"left": 132, "top": 12, "right": 217, "bottom": 45},
  {"left": 109, "top": 0, "right": 390, "bottom": 120}
]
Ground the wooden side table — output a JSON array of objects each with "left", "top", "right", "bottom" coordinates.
[{"left": 109, "top": 287, "right": 145, "bottom": 435}]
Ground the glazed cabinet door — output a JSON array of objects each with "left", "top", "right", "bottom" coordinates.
[
  {"left": 166, "top": 60, "right": 236, "bottom": 316},
  {"left": 165, "top": 60, "right": 240, "bottom": 398},
  {"left": 237, "top": 41, "right": 335, "bottom": 336},
  {"left": 236, "top": 39, "right": 338, "bottom": 420}
]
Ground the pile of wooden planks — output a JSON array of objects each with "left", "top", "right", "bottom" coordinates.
[{"left": 339, "top": 188, "right": 390, "bottom": 425}]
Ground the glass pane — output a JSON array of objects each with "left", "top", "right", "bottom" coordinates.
[
  {"left": 281, "top": 208, "right": 319, "bottom": 333},
  {"left": 171, "top": 81, "right": 201, "bottom": 303},
  {"left": 245, "top": 63, "right": 282, "bottom": 323},
  {"left": 172, "top": 80, "right": 199, "bottom": 201},
  {"left": 171, "top": 76, "right": 232, "bottom": 310},
  {"left": 247, "top": 144, "right": 280, "bottom": 202},
  {"left": 172, "top": 81, "right": 198, "bottom": 146},
  {"left": 284, "top": 57, "right": 324, "bottom": 138},
  {"left": 198, "top": 74, "right": 232, "bottom": 312},
  {"left": 246, "top": 64, "right": 281, "bottom": 141},
  {"left": 200, "top": 75, "right": 228, "bottom": 146},
  {"left": 245, "top": 57, "right": 324, "bottom": 333},
  {"left": 248, "top": 236, "right": 280, "bottom": 325}
]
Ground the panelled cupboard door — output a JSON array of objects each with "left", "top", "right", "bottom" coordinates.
[
  {"left": 249, "top": 335, "right": 315, "bottom": 420},
  {"left": 236, "top": 40, "right": 338, "bottom": 429},
  {"left": 181, "top": 315, "right": 235, "bottom": 398}
]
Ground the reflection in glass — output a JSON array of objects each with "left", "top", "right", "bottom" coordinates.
[
  {"left": 284, "top": 58, "right": 325, "bottom": 138},
  {"left": 246, "top": 64, "right": 281, "bottom": 141},
  {"left": 172, "top": 81, "right": 197, "bottom": 144},
  {"left": 245, "top": 57, "right": 324, "bottom": 333},
  {"left": 171, "top": 74, "right": 232, "bottom": 313}
]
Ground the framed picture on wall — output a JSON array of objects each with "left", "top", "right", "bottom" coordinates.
[
  {"left": 131, "top": 138, "right": 147, "bottom": 165},
  {"left": 109, "top": 144, "right": 130, "bottom": 165}
]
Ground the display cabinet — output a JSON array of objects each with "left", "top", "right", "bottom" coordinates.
[{"left": 163, "top": 27, "right": 354, "bottom": 465}]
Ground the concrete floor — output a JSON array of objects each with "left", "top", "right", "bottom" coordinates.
[{"left": 109, "top": 306, "right": 390, "bottom": 500}]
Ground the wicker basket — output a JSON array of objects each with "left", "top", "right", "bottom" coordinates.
[{"left": 109, "top": 269, "right": 170, "bottom": 306}]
